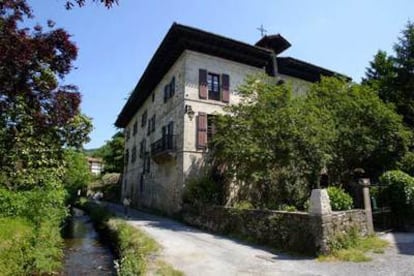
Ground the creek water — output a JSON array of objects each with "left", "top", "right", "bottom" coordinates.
[{"left": 62, "top": 208, "right": 115, "bottom": 275}]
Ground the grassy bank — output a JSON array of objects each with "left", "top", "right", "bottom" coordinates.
[
  {"left": 79, "top": 199, "right": 182, "bottom": 275},
  {"left": 319, "top": 228, "right": 389, "bottom": 262}
]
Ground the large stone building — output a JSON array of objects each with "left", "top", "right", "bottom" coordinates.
[{"left": 115, "top": 23, "right": 343, "bottom": 214}]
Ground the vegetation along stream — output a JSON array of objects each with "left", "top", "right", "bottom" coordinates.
[{"left": 62, "top": 208, "right": 115, "bottom": 275}]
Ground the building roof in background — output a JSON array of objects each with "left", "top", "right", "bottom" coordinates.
[{"left": 115, "top": 23, "right": 347, "bottom": 128}]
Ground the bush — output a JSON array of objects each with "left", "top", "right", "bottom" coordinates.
[
  {"left": 183, "top": 176, "right": 221, "bottom": 205},
  {"left": 0, "top": 218, "right": 33, "bottom": 276},
  {"left": 379, "top": 170, "right": 414, "bottom": 221},
  {"left": 327, "top": 186, "right": 353, "bottom": 211}
]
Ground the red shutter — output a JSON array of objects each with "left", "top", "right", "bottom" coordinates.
[
  {"left": 196, "top": 112, "right": 207, "bottom": 149},
  {"left": 221, "top": 74, "right": 230, "bottom": 103},
  {"left": 199, "top": 69, "right": 208, "bottom": 99}
]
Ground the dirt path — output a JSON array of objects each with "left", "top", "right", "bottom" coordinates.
[{"left": 105, "top": 202, "right": 414, "bottom": 276}]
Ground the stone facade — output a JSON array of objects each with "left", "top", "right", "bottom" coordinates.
[
  {"left": 182, "top": 205, "right": 369, "bottom": 255},
  {"left": 118, "top": 24, "right": 344, "bottom": 214}
]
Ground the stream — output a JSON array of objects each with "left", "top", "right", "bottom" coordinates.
[{"left": 62, "top": 208, "right": 116, "bottom": 275}]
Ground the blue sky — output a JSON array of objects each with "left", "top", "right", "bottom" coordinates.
[{"left": 28, "top": 0, "right": 413, "bottom": 149}]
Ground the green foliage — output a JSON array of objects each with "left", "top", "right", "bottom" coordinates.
[
  {"left": 93, "top": 131, "right": 124, "bottom": 173},
  {"left": 397, "top": 151, "right": 414, "bottom": 176},
  {"left": 321, "top": 228, "right": 388, "bottom": 262},
  {"left": 233, "top": 200, "right": 255, "bottom": 210},
  {"left": 379, "top": 170, "right": 414, "bottom": 221},
  {"left": 183, "top": 176, "right": 221, "bottom": 205},
  {"left": 212, "top": 75, "right": 410, "bottom": 209},
  {"left": 63, "top": 149, "right": 92, "bottom": 203},
  {"left": 364, "top": 21, "right": 414, "bottom": 129},
  {"left": 327, "top": 187, "right": 353, "bottom": 211},
  {"left": 0, "top": 218, "right": 33, "bottom": 276}
]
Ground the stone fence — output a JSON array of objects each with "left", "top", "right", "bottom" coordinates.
[{"left": 181, "top": 204, "right": 369, "bottom": 255}]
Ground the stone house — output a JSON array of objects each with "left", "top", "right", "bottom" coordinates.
[
  {"left": 87, "top": 157, "right": 103, "bottom": 176},
  {"left": 115, "top": 23, "right": 343, "bottom": 214}
]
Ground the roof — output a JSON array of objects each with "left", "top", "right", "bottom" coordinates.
[
  {"left": 255, "top": 34, "right": 291, "bottom": 55},
  {"left": 115, "top": 23, "right": 348, "bottom": 128},
  {"left": 277, "top": 57, "right": 350, "bottom": 82},
  {"left": 115, "top": 23, "right": 273, "bottom": 128}
]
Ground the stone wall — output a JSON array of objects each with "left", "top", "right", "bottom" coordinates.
[{"left": 182, "top": 205, "right": 369, "bottom": 255}]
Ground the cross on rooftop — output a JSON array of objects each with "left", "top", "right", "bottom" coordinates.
[{"left": 257, "top": 24, "right": 267, "bottom": 37}]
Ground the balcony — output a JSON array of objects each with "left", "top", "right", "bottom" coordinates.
[{"left": 151, "top": 135, "right": 176, "bottom": 163}]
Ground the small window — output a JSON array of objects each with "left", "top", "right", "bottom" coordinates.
[
  {"left": 141, "top": 110, "right": 147, "bottom": 127},
  {"left": 133, "top": 121, "right": 137, "bottom": 136},
  {"left": 207, "top": 115, "right": 217, "bottom": 145},
  {"left": 125, "top": 149, "right": 129, "bottom": 165},
  {"left": 151, "top": 115, "right": 156, "bottom": 133},
  {"left": 207, "top": 73, "right": 220, "bottom": 101},
  {"left": 126, "top": 128, "right": 130, "bottom": 141},
  {"left": 131, "top": 145, "right": 137, "bottom": 163},
  {"left": 163, "top": 76, "right": 176, "bottom": 103},
  {"left": 139, "top": 139, "right": 146, "bottom": 158}
]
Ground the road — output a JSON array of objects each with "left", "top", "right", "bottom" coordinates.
[{"left": 105, "top": 202, "right": 414, "bottom": 276}]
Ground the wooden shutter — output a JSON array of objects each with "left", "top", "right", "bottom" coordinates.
[
  {"left": 221, "top": 74, "right": 230, "bottom": 103},
  {"left": 196, "top": 112, "right": 207, "bottom": 149},
  {"left": 199, "top": 69, "right": 208, "bottom": 99}
]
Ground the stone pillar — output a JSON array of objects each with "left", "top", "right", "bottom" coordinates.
[
  {"left": 309, "top": 189, "right": 332, "bottom": 254},
  {"left": 309, "top": 189, "right": 332, "bottom": 215},
  {"left": 359, "top": 178, "right": 374, "bottom": 234}
]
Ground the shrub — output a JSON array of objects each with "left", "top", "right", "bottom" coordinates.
[
  {"left": 0, "top": 218, "right": 33, "bottom": 276},
  {"left": 183, "top": 176, "right": 221, "bottom": 205},
  {"left": 379, "top": 170, "right": 414, "bottom": 221},
  {"left": 327, "top": 186, "right": 353, "bottom": 211},
  {"left": 233, "top": 200, "right": 254, "bottom": 210}
]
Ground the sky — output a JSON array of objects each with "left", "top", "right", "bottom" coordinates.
[{"left": 27, "top": 0, "right": 414, "bottom": 149}]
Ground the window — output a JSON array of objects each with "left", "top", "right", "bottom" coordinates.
[
  {"left": 131, "top": 145, "right": 137, "bottom": 163},
  {"left": 125, "top": 149, "right": 129, "bottom": 165},
  {"left": 207, "top": 115, "right": 217, "bottom": 144},
  {"left": 141, "top": 110, "right": 147, "bottom": 127},
  {"left": 133, "top": 121, "right": 137, "bottom": 136},
  {"left": 196, "top": 113, "right": 217, "bottom": 149},
  {"left": 144, "top": 153, "right": 150, "bottom": 173},
  {"left": 126, "top": 128, "right": 130, "bottom": 141},
  {"left": 139, "top": 139, "right": 146, "bottom": 158},
  {"left": 151, "top": 114, "right": 156, "bottom": 133},
  {"left": 147, "top": 118, "right": 151, "bottom": 136},
  {"left": 199, "top": 69, "right": 230, "bottom": 103},
  {"left": 207, "top": 73, "right": 220, "bottom": 101},
  {"left": 164, "top": 76, "right": 175, "bottom": 103}
]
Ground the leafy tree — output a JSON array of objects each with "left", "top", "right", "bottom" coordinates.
[
  {"left": 212, "top": 75, "right": 411, "bottom": 209},
  {"left": 0, "top": 0, "right": 90, "bottom": 190},
  {"left": 363, "top": 21, "right": 414, "bottom": 129},
  {"left": 63, "top": 149, "right": 91, "bottom": 201},
  {"left": 94, "top": 131, "right": 124, "bottom": 173}
]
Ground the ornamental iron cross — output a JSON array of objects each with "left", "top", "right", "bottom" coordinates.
[{"left": 257, "top": 24, "right": 267, "bottom": 37}]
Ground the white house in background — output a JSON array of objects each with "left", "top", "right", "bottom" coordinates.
[
  {"left": 87, "top": 157, "right": 103, "bottom": 176},
  {"left": 115, "top": 23, "right": 345, "bottom": 214}
]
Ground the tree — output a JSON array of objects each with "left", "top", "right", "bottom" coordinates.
[
  {"left": 212, "top": 75, "right": 411, "bottom": 209},
  {"left": 65, "top": 0, "right": 118, "bottom": 9},
  {"left": 0, "top": 0, "right": 90, "bottom": 190},
  {"left": 94, "top": 131, "right": 124, "bottom": 173},
  {"left": 63, "top": 149, "right": 91, "bottom": 202},
  {"left": 363, "top": 21, "right": 414, "bottom": 129}
]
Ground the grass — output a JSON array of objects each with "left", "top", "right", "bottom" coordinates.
[
  {"left": 318, "top": 232, "right": 389, "bottom": 262},
  {"left": 79, "top": 200, "right": 182, "bottom": 275}
]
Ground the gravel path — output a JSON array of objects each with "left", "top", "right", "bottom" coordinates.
[{"left": 105, "top": 202, "right": 414, "bottom": 276}]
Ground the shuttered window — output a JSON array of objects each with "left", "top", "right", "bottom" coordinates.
[
  {"left": 199, "top": 69, "right": 230, "bottom": 103},
  {"left": 196, "top": 112, "right": 207, "bottom": 149}
]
